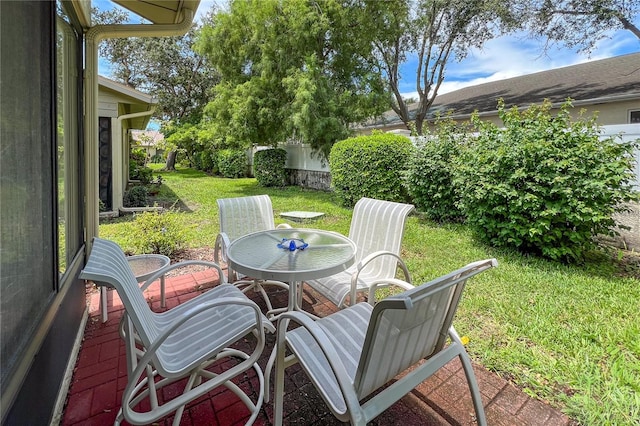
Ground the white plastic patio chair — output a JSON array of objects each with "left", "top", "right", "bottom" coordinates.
[
  {"left": 215, "top": 194, "right": 291, "bottom": 318},
  {"left": 304, "top": 197, "right": 415, "bottom": 308},
  {"left": 80, "top": 237, "right": 275, "bottom": 426},
  {"left": 274, "top": 258, "right": 497, "bottom": 426}
]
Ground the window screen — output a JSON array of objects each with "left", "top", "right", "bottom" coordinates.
[{"left": 1, "top": 1, "right": 56, "bottom": 393}]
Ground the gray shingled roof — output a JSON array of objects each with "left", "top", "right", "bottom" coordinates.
[{"left": 373, "top": 52, "right": 640, "bottom": 126}]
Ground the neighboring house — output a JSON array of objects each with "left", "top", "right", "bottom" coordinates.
[
  {"left": 0, "top": 1, "right": 201, "bottom": 424},
  {"left": 361, "top": 52, "right": 640, "bottom": 133},
  {"left": 98, "top": 76, "right": 156, "bottom": 213},
  {"left": 131, "top": 129, "right": 165, "bottom": 162}
]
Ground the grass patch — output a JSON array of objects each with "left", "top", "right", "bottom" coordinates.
[{"left": 100, "top": 166, "right": 640, "bottom": 424}]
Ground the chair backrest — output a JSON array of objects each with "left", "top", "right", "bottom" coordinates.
[
  {"left": 349, "top": 197, "right": 414, "bottom": 276},
  {"left": 217, "top": 195, "right": 276, "bottom": 241},
  {"left": 353, "top": 258, "right": 497, "bottom": 399},
  {"left": 80, "top": 238, "right": 160, "bottom": 346}
]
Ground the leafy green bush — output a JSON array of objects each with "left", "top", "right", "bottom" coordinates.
[
  {"left": 217, "top": 149, "right": 247, "bottom": 178},
  {"left": 123, "top": 185, "right": 148, "bottom": 207},
  {"left": 132, "top": 166, "right": 153, "bottom": 184},
  {"left": 254, "top": 148, "right": 287, "bottom": 187},
  {"left": 129, "top": 148, "right": 153, "bottom": 184},
  {"left": 406, "top": 118, "right": 465, "bottom": 222},
  {"left": 131, "top": 210, "right": 187, "bottom": 256},
  {"left": 456, "top": 99, "right": 639, "bottom": 262},
  {"left": 330, "top": 132, "right": 414, "bottom": 207},
  {"left": 130, "top": 148, "right": 146, "bottom": 167},
  {"left": 193, "top": 148, "right": 218, "bottom": 173}
]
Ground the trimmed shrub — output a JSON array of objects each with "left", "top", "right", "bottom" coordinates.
[
  {"left": 217, "top": 149, "right": 247, "bottom": 178},
  {"left": 193, "top": 148, "right": 218, "bottom": 174},
  {"left": 123, "top": 185, "right": 148, "bottom": 207},
  {"left": 254, "top": 148, "right": 287, "bottom": 187},
  {"left": 330, "top": 133, "right": 414, "bottom": 207},
  {"left": 406, "top": 118, "right": 466, "bottom": 222},
  {"left": 456, "top": 99, "right": 639, "bottom": 262},
  {"left": 131, "top": 210, "right": 187, "bottom": 257}
]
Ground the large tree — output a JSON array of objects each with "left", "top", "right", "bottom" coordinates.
[
  {"left": 362, "top": 0, "right": 506, "bottom": 135},
  {"left": 518, "top": 0, "right": 640, "bottom": 52},
  {"left": 196, "top": 0, "right": 388, "bottom": 158},
  {"left": 93, "top": 7, "right": 220, "bottom": 169}
]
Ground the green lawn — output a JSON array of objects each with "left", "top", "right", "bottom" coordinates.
[{"left": 100, "top": 166, "right": 640, "bottom": 425}]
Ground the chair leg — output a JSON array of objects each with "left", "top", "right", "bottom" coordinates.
[
  {"left": 235, "top": 279, "right": 288, "bottom": 319},
  {"left": 273, "top": 319, "right": 289, "bottom": 426},
  {"left": 458, "top": 349, "right": 487, "bottom": 426},
  {"left": 100, "top": 286, "right": 108, "bottom": 322},
  {"left": 121, "top": 348, "right": 266, "bottom": 425}
]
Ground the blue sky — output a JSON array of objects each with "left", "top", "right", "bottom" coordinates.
[
  {"left": 400, "top": 24, "right": 640, "bottom": 98},
  {"left": 98, "top": 0, "right": 639, "bottom": 99}
]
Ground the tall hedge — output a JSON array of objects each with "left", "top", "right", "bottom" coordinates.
[
  {"left": 456, "top": 99, "right": 639, "bottom": 262},
  {"left": 217, "top": 149, "right": 247, "bottom": 178},
  {"left": 254, "top": 148, "right": 287, "bottom": 187},
  {"left": 330, "top": 133, "right": 414, "bottom": 207},
  {"left": 406, "top": 118, "right": 465, "bottom": 222}
]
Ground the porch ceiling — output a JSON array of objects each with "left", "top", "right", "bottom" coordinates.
[{"left": 111, "top": 0, "right": 202, "bottom": 24}]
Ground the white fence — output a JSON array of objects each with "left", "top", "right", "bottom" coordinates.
[
  {"left": 275, "top": 124, "right": 640, "bottom": 188},
  {"left": 271, "top": 125, "right": 640, "bottom": 248},
  {"left": 601, "top": 124, "right": 640, "bottom": 189},
  {"left": 281, "top": 144, "right": 329, "bottom": 172}
]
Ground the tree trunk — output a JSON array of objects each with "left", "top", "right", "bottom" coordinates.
[{"left": 165, "top": 150, "right": 177, "bottom": 171}]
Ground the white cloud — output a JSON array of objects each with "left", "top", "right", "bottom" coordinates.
[{"left": 400, "top": 25, "right": 639, "bottom": 99}]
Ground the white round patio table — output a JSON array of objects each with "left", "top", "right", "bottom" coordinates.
[
  {"left": 228, "top": 228, "right": 356, "bottom": 402},
  {"left": 227, "top": 228, "right": 356, "bottom": 315},
  {"left": 127, "top": 254, "right": 171, "bottom": 306}
]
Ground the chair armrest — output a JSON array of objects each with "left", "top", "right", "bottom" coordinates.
[
  {"left": 367, "top": 278, "right": 414, "bottom": 304},
  {"left": 353, "top": 250, "right": 412, "bottom": 282},
  {"left": 350, "top": 251, "right": 412, "bottom": 305},
  {"left": 140, "top": 260, "right": 227, "bottom": 292},
  {"left": 214, "top": 232, "right": 232, "bottom": 264}
]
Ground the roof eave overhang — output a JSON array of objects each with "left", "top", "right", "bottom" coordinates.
[
  {"left": 98, "top": 76, "right": 156, "bottom": 104},
  {"left": 429, "top": 92, "right": 640, "bottom": 123},
  {"left": 112, "top": 1, "right": 201, "bottom": 24},
  {"left": 63, "top": 0, "right": 201, "bottom": 29}
]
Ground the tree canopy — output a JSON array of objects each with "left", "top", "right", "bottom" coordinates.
[
  {"left": 93, "top": 7, "right": 221, "bottom": 169},
  {"left": 514, "top": 0, "right": 640, "bottom": 52},
  {"left": 196, "top": 0, "right": 389, "bottom": 157},
  {"left": 196, "top": 0, "right": 509, "bottom": 142}
]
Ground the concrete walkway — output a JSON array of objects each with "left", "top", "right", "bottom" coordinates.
[{"left": 60, "top": 270, "right": 574, "bottom": 425}]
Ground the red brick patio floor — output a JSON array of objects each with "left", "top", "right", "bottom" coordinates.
[{"left": 60, "top": 269, "right": 575, "bottom": 426}]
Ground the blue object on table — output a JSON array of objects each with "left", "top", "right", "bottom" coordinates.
[{"left": 277, "top": 238, "right": 308, "bottom": 251}]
